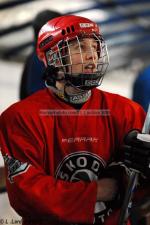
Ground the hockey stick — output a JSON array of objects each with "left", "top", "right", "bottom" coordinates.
[{"left": 118, "top": 104, "right": 150, "bottom": 225}]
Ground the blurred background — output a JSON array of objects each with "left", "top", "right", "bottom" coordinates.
[{"left": 0, "top": 0, "right": 150, "bottom": 224}]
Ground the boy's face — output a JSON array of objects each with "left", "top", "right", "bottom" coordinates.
[{"left": 66, "top": 37, "right": 99, "bottom": 75}]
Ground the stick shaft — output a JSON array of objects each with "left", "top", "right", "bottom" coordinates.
[
  {"left": 142, "top": 104, "right": 150, "bottom": 133},
  {"left": 118, "top": 172, "right": 138, "bottom": 225}
]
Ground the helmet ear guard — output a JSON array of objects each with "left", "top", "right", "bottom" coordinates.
[
  {"left": 43, "top": 65, "right": 65, "bottom": 87},
  {"left": 42, "top": 66, "right": 57, "bottom": 87}
]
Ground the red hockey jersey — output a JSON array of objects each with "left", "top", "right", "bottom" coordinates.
[{"left": 0, "top": 88, "right": 145, "bottom": 225}]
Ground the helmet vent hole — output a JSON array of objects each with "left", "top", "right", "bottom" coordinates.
[
  {"left": 62, "top": 29, "right": 66, "bottom": 35},
  {"left": 67, "top": 27, "right": 71, "bottom": 33},
  {"left": 71, "top": 25, "right": 75, "bottom": 32}
]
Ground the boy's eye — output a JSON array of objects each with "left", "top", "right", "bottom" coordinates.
[
  {"left": 80, "top": 44, "right": 85, "bottom": 49},
  {"left": 92, "top": 44, "right": 97, "bottom": 49},
  {"left": 71, "top": 44, "right": 80, "bottom": 50}
]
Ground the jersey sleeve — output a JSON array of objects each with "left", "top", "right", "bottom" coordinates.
[
  {"left": 114, "top": 99, "right": 146, "bottom": 150},
  {"left": 0, "top": 107, "right": 97, "bottom": 224}
]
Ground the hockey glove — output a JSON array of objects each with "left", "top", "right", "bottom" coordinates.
[{"left": 123, "top": 130, "right": 150, "bottom": 177}]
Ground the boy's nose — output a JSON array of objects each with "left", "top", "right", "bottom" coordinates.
[{"left": 85, "top": 51, "right": 97, "bottom": 61}]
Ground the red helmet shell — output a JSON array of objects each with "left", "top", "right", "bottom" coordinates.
[{"left": 37, "top": 15, "right": 100, "bottom": 66}]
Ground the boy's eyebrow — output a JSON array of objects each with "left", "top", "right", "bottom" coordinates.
[
  {"left": 81, "top": 39, "right": 97, "bottom": 44},
  {"left": 69, "top": 40, "right": 78, "bottom": 46},
  {"left": 69, "top": 39, "right": 97, "bottom": 47}
]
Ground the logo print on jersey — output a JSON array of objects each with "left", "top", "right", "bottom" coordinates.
[
  {"left": 3, "top": 154, "right": 30, "bottom": 183},
  {"left": 55, "top": 151, "right": 106, "bottom": 181},
  {"left": 55, "top": 152, "right": 114, "bottom": 224}
]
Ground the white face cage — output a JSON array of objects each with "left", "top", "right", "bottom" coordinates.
[{"left": 45, "top": 33, "right": 109, "bottom": 89}]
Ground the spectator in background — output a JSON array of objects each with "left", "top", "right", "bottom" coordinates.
[
  {"left": 19, "top": 9, "right": 62, "bottom": 100},
  {"left": 132, "top": 65, "right": 150, "bottom": 112}
]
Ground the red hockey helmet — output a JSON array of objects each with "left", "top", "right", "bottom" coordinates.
[
  {"left": 37, "top": 15, "right": 109, "bottom": 90},
  {"left": 37, "top": 15, "right": 99, "bottom": 64}
]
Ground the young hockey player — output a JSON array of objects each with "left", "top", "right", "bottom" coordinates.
[{"left": 0, "top": 15, "right": 149, "bottom": 225}]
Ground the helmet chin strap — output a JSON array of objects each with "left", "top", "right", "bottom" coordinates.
[
  {"left": 63, "top": 83, "right": 91, "bottom": 104},
  {"left": 44, "top": 66, "right": 93, "bottom": 104},
  {"left": 45, "top": 80, "right": 91, "bottom": 104}
]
